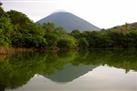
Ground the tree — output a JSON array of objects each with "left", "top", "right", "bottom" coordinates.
[
  {"left": 57, "top": 35, "right": 78, "bottom": 49},
  {"left": 0, "top": 17, "right": 13, "bottom": 47},
  {"left": 0, "top": 35, "right": 10, "bottom": 47},
  {"left": 7, "top": 10, "right": 33, "bottom": 32},
  {"left": 71, "top": 29, "right": 81, "bottom": 39},
  {"left": 78, "top": 37, "right": 89, "bottom": 49},
  {"left": 0, "top": 6, "right": 6, "bottom": 18},
  {"left": 0, "top": 17, "right": 13, "bottom": 37},
  {"left": 42, "top": 22, "right": 55, "bottom": 32}
]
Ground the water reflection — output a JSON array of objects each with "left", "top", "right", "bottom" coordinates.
[
  {"left": 0, "top": 49, "right": 137, "bottom": 91},
  {"left": 46, "top": 64, "right": 97, "bottom": 82}
]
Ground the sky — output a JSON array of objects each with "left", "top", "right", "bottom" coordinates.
[{"left": 1, "top": 0, "right": 137, "bottom": 28}]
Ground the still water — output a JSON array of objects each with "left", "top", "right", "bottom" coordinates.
[{"left": 0, "top": 49, "right": 137, "bottom": 91}]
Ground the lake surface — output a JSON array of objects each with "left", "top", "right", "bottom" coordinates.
[{"left": 0, "top": 49, "right": 137, "bottom": 91}]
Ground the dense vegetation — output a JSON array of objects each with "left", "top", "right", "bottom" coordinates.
[{"left": 0, "top": 6, "right": 137, "bottom": 49}]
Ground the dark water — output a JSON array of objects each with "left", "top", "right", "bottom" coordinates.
[{"left": 0, "top": 49, "right": 137, "bottom": 91}]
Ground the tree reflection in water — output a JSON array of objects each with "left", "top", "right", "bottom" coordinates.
[{"left": 0, "top": 49, "right": 137, "bottom": 91}]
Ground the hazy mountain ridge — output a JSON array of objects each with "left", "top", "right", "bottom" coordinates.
[
  {"left": 110, "top": 22, "right": 137, "bottom": 29},
  {"left": 37, "top": 12, "right": 100, "bottom": 32}
]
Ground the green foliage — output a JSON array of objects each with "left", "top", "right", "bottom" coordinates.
[
  {"left": 42, "top": 22, "right": 55, "bottom": 32},
  {"left": 0, "top": 7, "right": 137, "bottom": 49},
  {"left": 0, "top": 7, "right": 6, "bottom": 18},
  {"left": 0, "top": 16, "right": 13, "bottom": 47},
  {"left": 78, "top": 37, "right": 89, "bottom": 49},
  {"left": 3, "top": 10, "right": 43, "bottom": 48},
  {"left": 71, "top": 23, "right": 137, "bottom": 48},
  {"left": 44, "top": 32, "right": 59, "bottom": 48},
  {"left": 0, "top": 17, "right": 13, "bottom": 36},
  {"left": 42, "top": 22, "right": 77, "bottom": 49},
  {"left": 30, "top": 35, "right": 47, "bottom": 48},
  {"left": 57, "top": 35, "right": 78, "bottom": 49},
  {"left": 7, "top": 10, "right": 33, "bottom": 31},
  {"left": 71, "top": 29, "right": 81, "bottom": 38},
  {"left": 0, "top": 35, "right": 10, "bottom": 47}
]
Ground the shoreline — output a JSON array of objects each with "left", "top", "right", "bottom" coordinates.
[
  {"left": 0, "top": 47, "right": 35, "bottom": 55},
  {"left": 0, "top": 47, "right": 136, "bottom": 55}
]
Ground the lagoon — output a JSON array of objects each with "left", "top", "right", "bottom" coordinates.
[{"left": 0, "top": 49, "right": 137, "bottom": 91}]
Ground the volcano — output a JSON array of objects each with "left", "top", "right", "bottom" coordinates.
[{"left": 37, "top": 11, "right": 100, "bottom": 32}]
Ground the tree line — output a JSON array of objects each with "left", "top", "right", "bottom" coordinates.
[{"left": 0, "top": 6, "right": 137, "bottom": 49}]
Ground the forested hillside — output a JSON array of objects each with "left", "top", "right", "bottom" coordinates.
[{"left": 0, "top": 6, "right": 137, "bottom": 49}]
